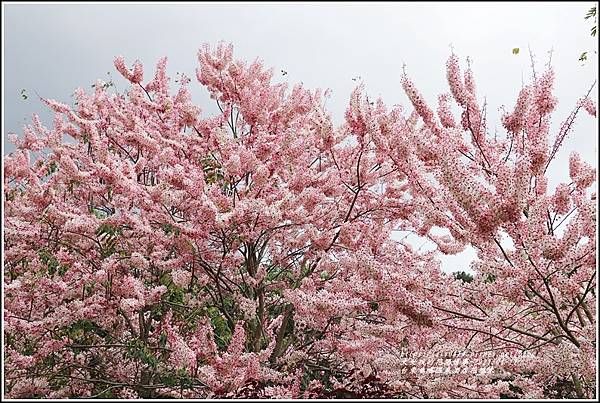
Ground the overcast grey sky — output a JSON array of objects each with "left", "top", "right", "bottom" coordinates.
[{"left": 2, "top": 1, "right": 598, "bottom": 272}]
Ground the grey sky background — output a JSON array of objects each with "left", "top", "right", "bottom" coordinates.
[{"left": 2, "top": 2, "right": 598, "bottom": 273}]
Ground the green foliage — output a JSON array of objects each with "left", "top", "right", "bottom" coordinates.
[
  {"left": 484, "top": 273, "right": 497, "bottom": 284},
  {"left": 585, "top": 6, "right": 596, "bottom": 19},
  {"left": 453, "top": 271, "right": 474, "bottom": 283},
  {"left": 585, "top": 6, "right": 596, "bottom": 36},
  {"left": 67, "top": 180, "right": 80, "bottom": 193},
  {"left": 22, "top": 338, "right": 36, "bottom": 356},
  {"left": 67, "top": 319, "right": 108, "bottom": 344},
  {"left": 46, "top": 161, "right": 58, "bottom": 176},
  {"left": 580, "top": 6, "right": 597, "bottom": 64},
  {"left": 157, "top": 368, "right": 198, "bottom": 389},
  {"left": 93, "top": 388, "right": 115, "bottom": 399},
  {"left": 39, "top": 248, "right": 68, "bottom": 276},
  {"left": 123, "top": 339, "right": 158, "bottom": 369},
  {"left": 160, "top": 223, "right": 180, "bottom": 236},
  {"left": 207, "top": 306, "right": 233, "bottom": 350},
  {"left": 96, "top": 223, "right": 121, "bottom": 236},
  {"left": 95, "top": 223, "right": 124, "bottom": 257},
  {"left": 92, "top": 209, "right": 108, "bottom": 219},
  {"left": 201, "top": 155, "right": 225, "bottom": 185},
  {"left": 91, "top": 80, "right": 114, "bottom": 90},
  {"left": 167, "top": 284, "right": 186, "bottom": 305},
  {"left": 6, "top": 189, "right": 17, "bottom": 202},
  {"left": 159, "top": 331, "right": 168, "bottom": 349},
  {"left": 266, "top": 265, "right": 295, "bottom": 284}
]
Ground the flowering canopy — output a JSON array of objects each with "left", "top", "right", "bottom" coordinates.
[{"left": 3, "top": 43, "right": 597, "bottom": 398}]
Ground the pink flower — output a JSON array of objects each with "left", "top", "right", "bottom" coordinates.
[
  {"left": 114, "top": 56, "right": 143, "bottom": 84},
  {"left": 578, "top": 97, "right": 597, "bottom": 117}
]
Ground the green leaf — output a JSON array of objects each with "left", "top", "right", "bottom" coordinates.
[
  {"left": 46, "top": 161, "right": 58, "bottom": 176},
  {"left": 159, "top": 331, "right": 168, "bottom": 348},
  {"left": 96, "top": 223, "right": 116, "bottom": 236},
  {"left": 585, "top": 6, "right": 596, "bottom": 20},
  {"left": 453, "top": 270, "right": 474, "bottom": 283},
  {"left": 20, "top": 89, "right": 28, "bottom": 100},
  {"left": 512, "top": 48, "right": 520, "bottom": 55},
  {"left": 92, "top": 209, "right": 108, "bottom": 219},
  {"left": 167, "top": 286, "right": 186, "bottom": 305},
  {"left": 160, "top": 223, "right": 174, "bottom": 234},
  {"left": 38, "top": 248, "right": 68, "bottom": 276},
  {"left": 579, "top": 52, "right": 588, "bottom": 62},
  {"left": 67, "top": 319, "right": 108, "bottom": 343},
  {"left": 207, "top": 307, "right": 232, "bottom": 350},
  {"left": 68, "top": 180, "right": 80, "bottom": 193},
  {"left": 484, "top": 273, "right": 497, "bottom": 284}
]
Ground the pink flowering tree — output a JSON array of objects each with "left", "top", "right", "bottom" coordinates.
[
  {"left": 3, "top": 43, "right": 597, "bottom": 399},
  {"left": 377, "top": 54, "right": 597, "bottom": 398}
]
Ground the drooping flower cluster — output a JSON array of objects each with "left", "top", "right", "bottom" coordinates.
[{"left": 3, "top": 43, "right": 596, "bottom": 399}]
